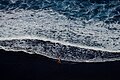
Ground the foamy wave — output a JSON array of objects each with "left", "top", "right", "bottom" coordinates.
[
  {"left": 0, "top": 9, "right": 120, "bottom": 51},
  {"left": 0, "top": 9, "right": 120, "bottom": 62},
  {"left": 0, "top": 39, "right": 120, "bottom": 62}
]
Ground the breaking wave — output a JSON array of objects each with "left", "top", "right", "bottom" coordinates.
[{"left": 0, "top": 0, "right": 120, "bottom": 62}]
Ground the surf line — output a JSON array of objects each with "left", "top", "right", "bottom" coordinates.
[{"left": 0, "top": 36, "right": 120, "bottom": 53}]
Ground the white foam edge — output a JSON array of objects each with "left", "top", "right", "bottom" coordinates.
[
  {"left": 0, "top": 45, "right": 120, "bottom": 63},
  {"left": 0, "top": 36, "right": 120, "bottom": 53}
]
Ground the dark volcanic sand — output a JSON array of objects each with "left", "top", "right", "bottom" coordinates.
[{"left": 0, "top": 49, "right": 120, "bottom": 80}]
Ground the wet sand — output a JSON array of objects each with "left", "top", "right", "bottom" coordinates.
[{"left": 0, "top": 49, "right": 120, "bottom": 80}]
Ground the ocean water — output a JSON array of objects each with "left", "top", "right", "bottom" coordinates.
[{"left": 0, "top": 0, "right": 120, "bottom": 62}]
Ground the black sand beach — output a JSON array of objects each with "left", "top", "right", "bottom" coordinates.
[{"left": 0, "top": 49, "right": 120, "bottom": 80}]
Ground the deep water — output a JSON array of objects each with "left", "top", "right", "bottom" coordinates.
[{"left": 0, "top": 0, "right": 120, "bottom": 23}]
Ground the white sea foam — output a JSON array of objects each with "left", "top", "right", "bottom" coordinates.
[
  {"left": 0, "top": 9, "right": 120, "bottom": 62},
  {"left": 0, "top": 39, "right": 120, "bottom": 62},
  {"left": 10, "top": 0, "right": 18, "bottom": 3},
  {"left": 0, "top": 36, "right": 120, "bottom": 52}
]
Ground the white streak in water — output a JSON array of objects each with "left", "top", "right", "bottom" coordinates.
[{"left": 0, "top": 36, "right": 120, "bottom": 52}]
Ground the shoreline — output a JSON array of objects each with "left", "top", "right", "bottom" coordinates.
[{"left": 0, "top": 49, "right": 120, "bottom": 79}]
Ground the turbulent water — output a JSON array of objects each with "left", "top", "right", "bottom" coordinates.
[{"left": 0, "top": 0, "right": 120, "bottom": 62}]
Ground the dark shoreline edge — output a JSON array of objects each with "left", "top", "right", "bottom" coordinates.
[
  {"left": 0, "top": 49, "right": 120, "bottom": 80},
  {"left": 1, "top": 39, "right": 120, "bottom": 63},
  {"left": 0, "top": 48, "right": 75, "bottom": 64}
]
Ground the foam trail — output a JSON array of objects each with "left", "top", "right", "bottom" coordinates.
[
  {"left": 0, "top": 39, "right": 120, "bottom": 62},
  {"left": 0, "top": 36, "right": 120, "bottom": 52}
]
